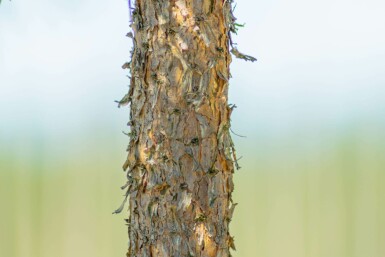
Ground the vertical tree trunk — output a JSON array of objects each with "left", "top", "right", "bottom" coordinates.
[{"left": 121, "top": 0, "right": 238, "bottom": 256}]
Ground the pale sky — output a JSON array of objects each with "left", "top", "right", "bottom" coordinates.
[{"left": 1, "top": 0, "right": 384, "bottom": 144}]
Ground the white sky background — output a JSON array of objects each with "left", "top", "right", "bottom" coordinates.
[{"left": 0, "top": 0, "right": 385, "bottom": 145}]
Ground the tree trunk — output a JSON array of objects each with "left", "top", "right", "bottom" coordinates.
[{"left": 121, "top": 0, "right": 237, "bottom": 256}]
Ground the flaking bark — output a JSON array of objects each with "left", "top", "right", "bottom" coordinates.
[{"left": 120, "top": 0, "right": 239, "bottom": 256}]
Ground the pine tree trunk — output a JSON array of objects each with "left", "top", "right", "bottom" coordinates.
[{"left": 121, "top": 1, "right": 237, "bottom": 256}]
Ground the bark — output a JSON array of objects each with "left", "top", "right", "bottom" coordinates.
[{"left": 119, "top": 0, "right": 238, "bottom": 256}]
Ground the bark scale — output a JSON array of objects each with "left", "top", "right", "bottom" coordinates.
[{"left": 120, "top": 1, "right": 238, "bottom": 256}]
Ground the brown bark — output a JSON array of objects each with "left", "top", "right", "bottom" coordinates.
[{"left": 119, "top": 0, "right": 239, "bottom": 256}]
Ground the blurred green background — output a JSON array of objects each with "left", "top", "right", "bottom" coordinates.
[{"left": 1, "top": 0, "right": 385, "bottom": 257}]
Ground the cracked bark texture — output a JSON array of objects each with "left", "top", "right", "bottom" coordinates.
[{"left": 121, "top": 0, "right": 237, "bottom": 256}]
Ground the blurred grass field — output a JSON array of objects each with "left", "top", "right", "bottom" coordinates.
[{"left": 1, "top": 121, "right": 384, "bottom": 257}]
